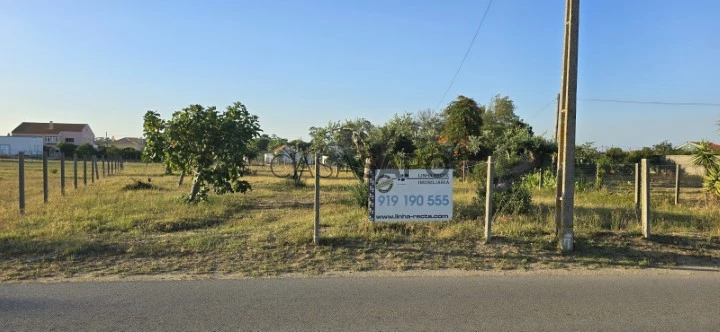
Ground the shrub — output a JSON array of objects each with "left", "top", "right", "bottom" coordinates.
[
  {"left": 473, "top": 161, "right": 532, "bottom": 216},
  {"left": 474, "top": 179, "right": 532, "bottom": 216},
  {"left": 521, "top": 168, "right": 556, "bottom": 190},
  {"left": 348, "top": 182, "right": 369, "bottom": 208}
]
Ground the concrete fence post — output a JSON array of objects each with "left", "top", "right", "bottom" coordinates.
[
  {"left": 674, "top": 164, "right": 680, "bottom": 205},
  {"left": 313, "top": 154, "right": 321, "bottom": 245},
  {"left": 42, "top": 151, "right": 48, "bottom": 203},
  {"left": 641, "top": 159, "right": 650, "bottom": 238},
  {"left": 19, "top": 152, "right": 25, "bottom": 214},
  {"left": 60, "top": 152, "right": 66, "bottom": 196},
  {"left": 484, "top": 156, "right": 494, "bottom": 243}
]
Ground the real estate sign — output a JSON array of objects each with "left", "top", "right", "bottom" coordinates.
[{"left": 368, "top": 169, "right": 453, "bottom": 222}]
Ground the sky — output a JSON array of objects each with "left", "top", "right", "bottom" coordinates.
[{"left": 1, "top": 0, "right": 718, "bottom": 150}]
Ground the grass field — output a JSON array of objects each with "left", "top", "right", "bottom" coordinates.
[{"left": 0, "top": 159, "right": 718, "bottom": 281}]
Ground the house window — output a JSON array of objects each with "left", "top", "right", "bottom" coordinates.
[
  {"left": 44, "top": 136, "right": 59, "bottom": 143},
  {"left": 65, "top": 138, "right": 75, "bottom": 143}
]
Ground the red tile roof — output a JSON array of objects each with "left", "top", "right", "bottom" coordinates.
[
  {"left": 691, "top": 141, "right": 720, "bottom": 151},
  {"left": 12, "top": 122, "right": 88, "bottom": 135},
  {"left": 113, "top": 137, "right": 145, "bottom": 146}
]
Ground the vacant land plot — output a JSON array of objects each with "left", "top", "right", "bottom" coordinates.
[{"left": 0, "top": 161, "right": 718, "bottom": 281}]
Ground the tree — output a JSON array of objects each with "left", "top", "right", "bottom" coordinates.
[
  {"left": 266, "top": 135, "right": 289, "bottom": 154},
  {"left": 76, "top": 143, "right": 97, "bottom": 157},
  {"left": 120, "top": 147, "right": 142, "bottom": 160},
  {"left": 476, "top": 95, "right": 534, "bottom": 161},
  {"left": 94, "top": 137, "right": 112, "bottom": 147},
  {"left": 575, "top": 142, "right": 600, "bottom": 165},
  {"left": 652, "top": 140, "right": 676, "bottom": 155},
  {"left": 142, "top": 111, "right": 172, "bottom": 174},
  {"left": 604, "top": 147, "right": 627, "bottom": 164},
  {"left": 143, "top": 102, "right": 261, "bottom": 202},
  {"left": 247, "top": 134, "right": 272, "bottom": 161},
  {"left": 441, "top": 95, "right": 484, "bottom": 160},
  {"left": 105, "top": 146, "right": 122, "bottom": 157},
  {"left": 56, "top": 142, "right": 77, "bottom": 156},
  {"left": 692, "top": 141, "right": 717, "bottom": 171},
  {"left": 692, "top": 140, "right": 720, "bottom": 199}
]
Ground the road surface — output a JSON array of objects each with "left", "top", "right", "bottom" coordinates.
[{"left": 1, "top": 270, "right": 719, "bottom": 331}]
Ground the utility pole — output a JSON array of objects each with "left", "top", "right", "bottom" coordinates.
[
  {"left": 555, "top": 0, "right": 579, "bottom": 251},
  {"left": 553, "top": 93, "right": 560, "bottom": 141}
]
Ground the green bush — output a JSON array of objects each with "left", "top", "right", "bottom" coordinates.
[
  {"left": 348, "top": 182, "right": 369, "bottom": 208},
  {"left": 521, "top": 168, "right": 556, "bottom": 190},
  {"left": 473, "top": 160, "right": 532, "bottom": 216},
  {"left": 474, "top": 179, "right": 532, "bottom": 216}
]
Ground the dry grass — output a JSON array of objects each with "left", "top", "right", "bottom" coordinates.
[{"left": 0, "top": 159, "right": 718, "bottom": 281}]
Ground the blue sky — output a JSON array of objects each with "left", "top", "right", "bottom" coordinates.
[{"left": 1, "top": 0, "right": 718, "bottom": 150}]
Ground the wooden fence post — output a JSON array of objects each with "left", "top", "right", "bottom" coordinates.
[
  {"left": 60, "top": 152, "right": 66, "bottom": 196},
  {"left": 641, "top": 159, "right": 650, "bottom": 238},
  {"left": 484, "top": 156, "right": 494, "bottom": 243},
  {"left": 674, "top": 164, "right": 680, "bottom": 205},
  {"left": 102, "top": 156, "right": 106, "bottom": 177},
  {"left": 73, "top": 153, "right": 78, "bottom": 189},
  {"left": 19, "top": 152, "right": 25, "bottom": 214},
  {"left": 90, "top": 156, "right": 95, "bottom": 184},
  {"left": 94, "top": 156, "right": 99, "bottom": 180},
  {"left": 42, "top": 151, "right": 48, "bottom": 203},
  {"left": 83, "top": 155, "right": 87, "bottom": 186},
  {"left": 313, "top": 154, "right": 321, "bottom": 245}
]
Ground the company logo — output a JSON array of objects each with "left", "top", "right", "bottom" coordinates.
[{"left": 376, "top": 175, "right": 394, "bottom": 193}]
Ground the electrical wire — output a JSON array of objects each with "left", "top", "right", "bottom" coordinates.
[
  {"left": 434, "top": 0, "right": 494, "bottom": 111},
  {"left": 580, "top": 98, "right": 720, "bottom": 107}
]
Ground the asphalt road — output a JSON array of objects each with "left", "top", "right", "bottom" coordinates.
[{"left": 1, "top": 271, "right": 719, "bottom": 331}]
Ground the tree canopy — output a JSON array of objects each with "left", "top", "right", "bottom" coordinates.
[{"left": 142, "top": 102, "right": 261, "bottom": 202}]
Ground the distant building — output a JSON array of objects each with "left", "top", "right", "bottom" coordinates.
[
  {"left": 677, "top": 141, "right": 720, "bottom": 153},
  {"left": 111, "top": 137, "right": 146, "bottom": 151},
  {"left": 11, "top": 122, "right": 95, "bottom": 146},
  {"left": 0, "top": 136, "right": 44, "bottom": 157}
]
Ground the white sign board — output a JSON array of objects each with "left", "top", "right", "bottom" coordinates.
[{"left": 369, "top": 169, "right": 453, "bottom": 222}]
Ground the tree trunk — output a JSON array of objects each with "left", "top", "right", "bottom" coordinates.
[
  {"left": 187, "top": 177, "right": 201, "bottom": 202},
  {"left": 363, "top": 157, "right": 373, "bottom": 184},
  {"left": 178, "top": 171, "right": 185, "bottom": 186}
]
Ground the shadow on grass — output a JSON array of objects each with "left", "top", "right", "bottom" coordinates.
[
  {"left": 319, "top": 226, "right": 720, "bottom": 271},
  {"left": 0, "top": 235, "right": 127, "bottom": 261}
]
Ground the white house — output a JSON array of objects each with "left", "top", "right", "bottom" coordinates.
[
  {"left": 11, "top": 121, "right": 95, "bottom": 146},
  {"left": 0, "top": 136, "right": 44, "bottom": 157},
  {"left": 266, "top": 145, "right": 315, "bottom": 165}
]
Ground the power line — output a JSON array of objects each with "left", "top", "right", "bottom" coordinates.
[
  {"left": 526, "top": 97, "right": 558, "bottom": 120},
  {"left": 580, "top": 98, "right": 720, "bottom": 107},
  {"left": 434, "top": 0, "right": 494, "bottom": 111}
]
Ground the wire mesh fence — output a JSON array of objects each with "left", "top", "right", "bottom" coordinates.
[
  {"left": 457, "top": 160, "right": 707, "bottom": 206},
  {"left": 0, "top": 153, "right": 125, "bottom": 215}
]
